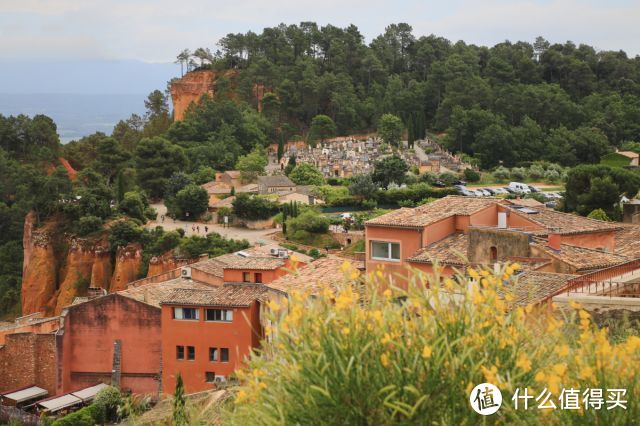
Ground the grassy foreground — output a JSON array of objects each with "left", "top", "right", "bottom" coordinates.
[{"left": 220, "top": 264, "right": 639, "bottom": 425}]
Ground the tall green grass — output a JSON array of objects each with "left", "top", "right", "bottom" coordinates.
[{"left": 223, "top": 264, "right": 639, "bottom": 424}]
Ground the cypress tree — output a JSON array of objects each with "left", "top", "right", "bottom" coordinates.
[
  {"left": 407, "top": 115, "right": 415, "bottom": 148},
  {"left": 277, "top": 133, "right": 285, "bottom": 161},
  {"left": 172, "top": 373, "right": 187, "bottom": 426}
]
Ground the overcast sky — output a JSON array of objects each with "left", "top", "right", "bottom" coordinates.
[{"left": 1, "top": 0, "right": 639, "bottom": 63}]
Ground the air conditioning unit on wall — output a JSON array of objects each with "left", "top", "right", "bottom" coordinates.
[{"left": 181, "top": 267, "right": 192, "bottom": 279}]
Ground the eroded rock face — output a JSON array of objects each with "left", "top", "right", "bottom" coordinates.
[
  {"left": 21, "top": 213, "right": 57, "bottom": 316},
  {"left": 22, "top": 214, "right": 117, "bottom": 316},
  {"left": 54, "top": 242, "right": 101, "bottom": 315},
  {"left": 146, "top": 251, "right": 195, "bottom": 277},
  {"left": 170, "top": 70, "right": 217, "bottom": 121},
  {"left": 109, "top": 244, "right": 142, "bottom": 292},
  {"left": 169, "top": 69, "right": 270, "bottom": 121}
]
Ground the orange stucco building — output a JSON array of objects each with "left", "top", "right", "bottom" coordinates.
[
  {"left": 160, "top": 284, "right": 267, "bottom": 395},
  {"left": 365, "top": 196, "right": 629, "bottom": 287}
]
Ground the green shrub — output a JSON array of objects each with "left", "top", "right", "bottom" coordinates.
[
  {"left": 463, "top": 168, "right": 480, "bottom": 182},
  {"left": 119, "top": 191, "right": 147, "bottom": 222},
  {"left": 510, "top": 167, "right": 527, "bottom": 181},
  {"left": 308, "top": 248, "right": 321, "bottom": 259},
  {"left": 287, "top": 210, "right": 330, "bottom": 234},
  {"left": 587, "top": 208, "right": 611, "bottom": 221},
  {"left": 492, "top": 166, "right": 510, "bottom": 182},
  {"left": 53, "top": 403, "right": 104, "bottom": 426},
  {"left": 76, "top": 215, "right": 103, "bottom": 236},
  {"left": 397, "top": 199, "right": 415, "bottom": 207},
  {"left": 438, "top": 172, "right": 458, "bottom": 186},
  {"left": 233, "top": 194, "right": 279, "bottom": 221},
  {"left": 94, "top": 385, "right": 122, "bottom": 423}
]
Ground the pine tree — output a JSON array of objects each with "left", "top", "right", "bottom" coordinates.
[
  {"left": 116, "top": 170, "right": 126, "bottom": 202},
  {"left": 172, "top": 373, "right": 188, "bottom": 426}
]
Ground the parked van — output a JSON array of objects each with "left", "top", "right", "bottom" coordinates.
[{"left": 508, "top": 182, "right": 531, "bottom": 193}]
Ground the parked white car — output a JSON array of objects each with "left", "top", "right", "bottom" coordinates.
[
  {"left": 508, "top": 182, "right": 531, "bottom": 194},
  {"left": 492, "top": 188, "right": 509, "bottom": 195}
]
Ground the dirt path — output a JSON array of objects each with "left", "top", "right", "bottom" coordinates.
[{"left": 146, "top": 202, "right": 278, "bottom": 244}]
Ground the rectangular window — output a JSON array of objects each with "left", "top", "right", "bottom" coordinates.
[
  {"left": 176, "top": 346, "right": 184, "bottom": 360},
  {"left": 209, "top": 347, "right": 218, "bottom": 362},
  {"left": 205, "top": 372, "right": 216, "bottom": 383},
  {"left": 254, "top": 273, "right": 263, "bottom": 284},
  {"left": 242, "top": 272, "right": 250, "bottom": 282},
  {"left": 205, "top": 309, "right": 233, "bottom": 322},
  {"left": 220, "top": 348, "right": 229, "bottom": 362},
  {"left": 187, "top": 346, "right": 195, "bottom": 360},
  {"left": 173, "top": 307, "right": 200, "bottom": 320},
  {"left": 371, "top": 241, "right": 400, "bottom": 261}
]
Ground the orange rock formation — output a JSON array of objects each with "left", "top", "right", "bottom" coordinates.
[
  {"left": 21, "top": 212, "right": 58, "bottom": 316},
  {"left": 170, "top": 70, "right": 217, "bottom": 121},
  {"left": 146, "top": 251, "right": 199, "bottom": 277},
  {"left": 170, "top": 69, "right": 269, "bottom": 121},
  {"left": 54, "top": 241, "right": 104, "bottom": 315},
  {"left": 109, "top": 244, "right": 142, "bottom": 292}
]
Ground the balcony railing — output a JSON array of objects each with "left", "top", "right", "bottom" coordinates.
[{"left": 563, "top": 258, "right": 640, "bottom": 298}]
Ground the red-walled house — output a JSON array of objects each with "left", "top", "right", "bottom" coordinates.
[
  {"left": 56, "top": 278, "right": 213, "bottom": 396},
  {"left": 364, "top": 195, "right": 631, "bottom": 286},
  {"left": 160, "top": 284, "right": 268, "bottom": 395},
  {"left": 186, "top": 244, "right": 310, "bottom": 286}
]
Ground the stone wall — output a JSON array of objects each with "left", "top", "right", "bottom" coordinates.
[
  {"left": 331, "top": 231, "right": 364, "bottom": 247},
  {"left": 467, "top": 227, "right": 531, "bottom": 264},
  {"left": 0, "top": 333, "right": 57, "bottom": 395}
]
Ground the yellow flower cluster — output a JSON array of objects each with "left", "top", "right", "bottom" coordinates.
[{"left": 227, "top": 262, "right": 640, "bottom": 424}]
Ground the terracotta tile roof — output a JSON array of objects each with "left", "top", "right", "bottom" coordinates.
[
  {"left": 119, "top": 278, "right": 213, "bottom": 308},
  {"left": 241, "top": 244, "right": 313, "bottom": 264},
  {"left": 201, "top": 181, "right": 233, "bottom": 194},
  {"left": 213, "top": 253, "right": 286, "bottom": 270},
  {"left": 238, "top": 183, "right": 259, "bottom": 193},
  {"left": 504, "top": 198, "right": 545, "bottom": 208},
  {"left": 190, "top": 258, "right": 227, "bottom": 278},
  {"left": 257, "top": 175, "right": 295, "bottom": 187},
  {"left": 503, "top": 271, "right": 577, "bottom": 306},
  {"left": 366, "top": 196, "right": 500, "bottom": 228},
  {"left": 265, "top": 257, "right": 364, "bottom": 295},
  {"left": 531, "top": 238, "right": 629, "bottom": 271},
  {"left": 614, "top": 225, "right": 640, "bottom": 259},
  {"left": 160, "top": 283, "right": 268, "bottom": 307},
  {"left": 506, "top": 206, "right": 622, "bottom": 236},
  {"left": 407, "top": 233, "right": 468, "bottom": 266}
]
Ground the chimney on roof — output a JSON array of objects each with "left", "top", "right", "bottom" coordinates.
[{"left": 547, "top": 233, "right": 561, "bottom": 251}]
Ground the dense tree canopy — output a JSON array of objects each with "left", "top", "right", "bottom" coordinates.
[
  {"left": 190, "top": 23, "right": 640, "bottom": 168},
  {"left": 288, "top": 163, "right": 325, "bottom": 186},
  {"left": 564, "top": 165, "right": 640, "bottom": 218}
]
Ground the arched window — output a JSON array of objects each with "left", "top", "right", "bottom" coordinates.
[{"left": 490, "top": 246, "right": 498, "bottom": 263}]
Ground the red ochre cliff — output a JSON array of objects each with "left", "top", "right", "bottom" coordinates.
[
  {"left": 146, "top": 251, "right": 193, "bottom": 277},
  {"left": 21, "top": 214, "right": 145, "bottom": 316},
  {"left": 21, "top": 212, "right": 58, "bottom": 316},
  {"left": 109, "top": 244, "right": 142, "bottom": 292},
  {"left": 170, "top": 69, "right": 269, "bottom": 121},
  {"left": 53, "top": 238, "right": 112, "bottom": 315}
]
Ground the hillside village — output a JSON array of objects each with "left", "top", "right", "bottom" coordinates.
[{"left": 3, "top": 17, "right": 640, "bottom": 425}]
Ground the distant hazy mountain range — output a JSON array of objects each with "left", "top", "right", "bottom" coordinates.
[{"left": 0, "top": 60, "right": 178, "bottom": 142}]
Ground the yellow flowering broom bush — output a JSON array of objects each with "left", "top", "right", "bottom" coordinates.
[{"left": 225, "top": 263, "right": 640, "bottom": 425}]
